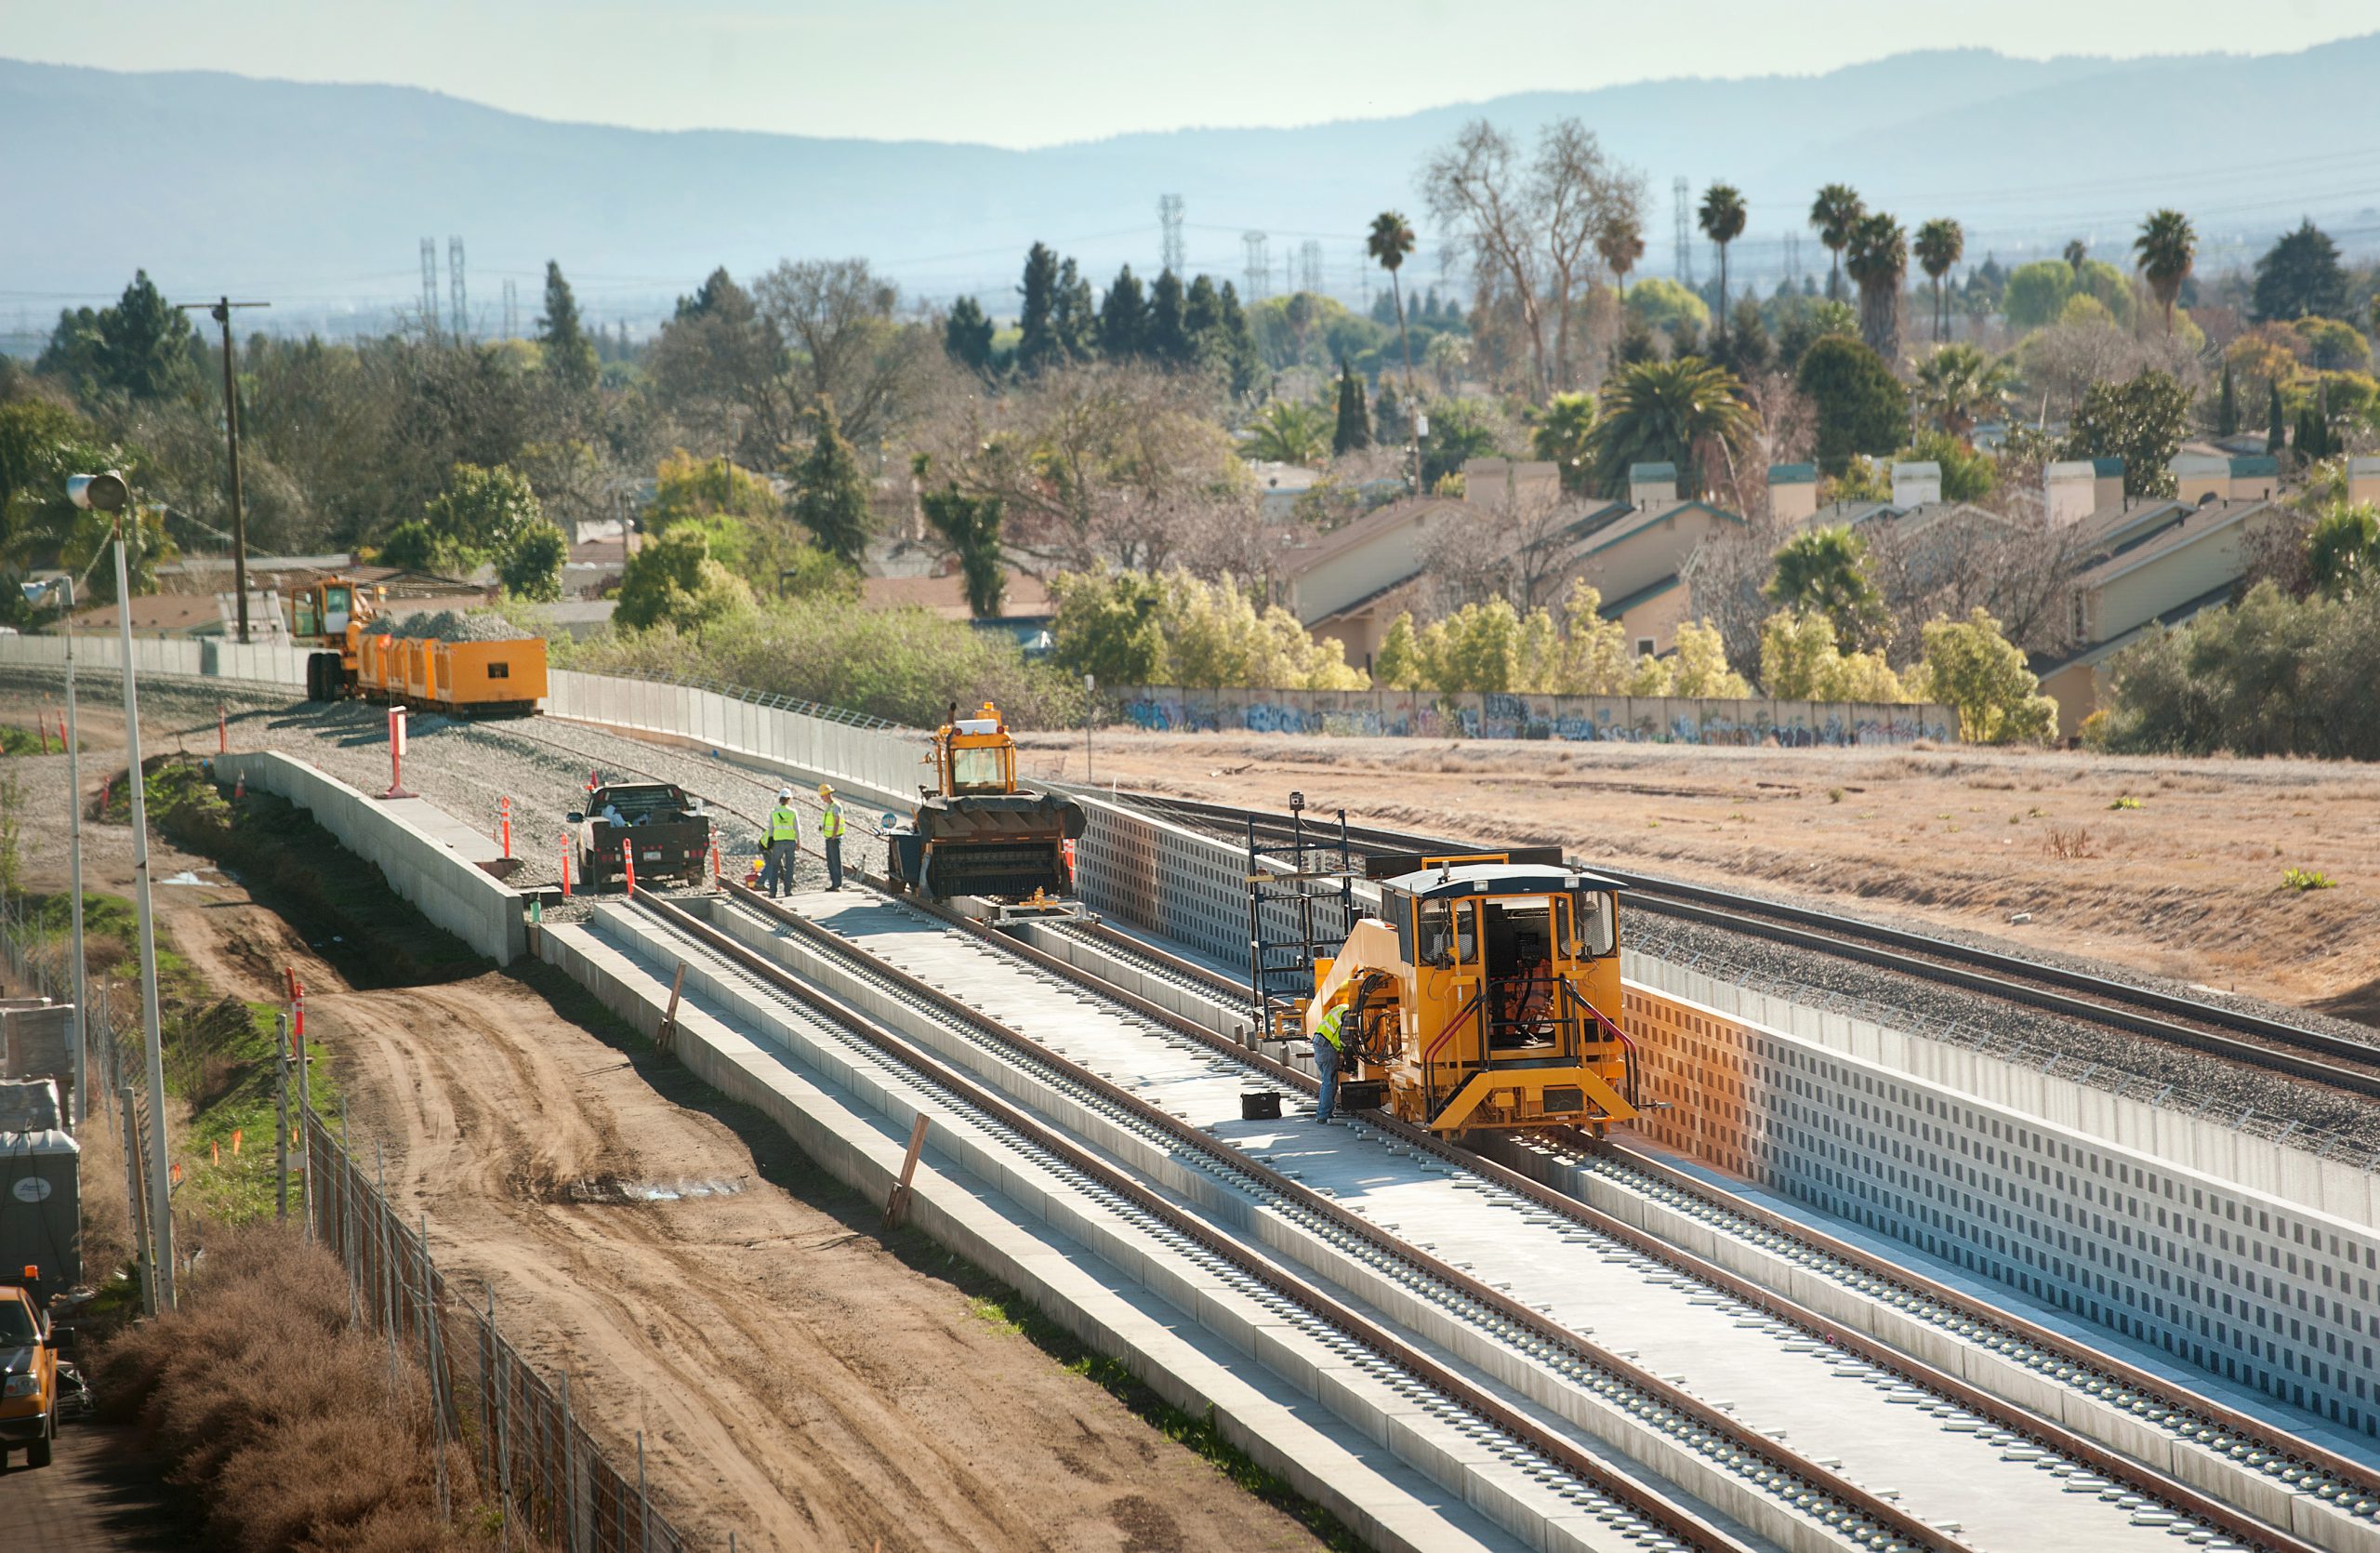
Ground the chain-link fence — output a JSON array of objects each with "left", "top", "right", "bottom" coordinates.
[{"left": 301, "top": 1106, "right": 687, "bottom": 1553}]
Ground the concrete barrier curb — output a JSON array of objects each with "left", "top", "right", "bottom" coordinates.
[{"left": 211, "top": 750, "right": 525, "bottom": 963}]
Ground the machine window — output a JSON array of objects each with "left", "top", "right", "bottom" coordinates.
[
  {"left": 0, "top": 1299, "right": 35, "bottom": 1346},
  {"left": 1567, "top": 890, "right": 1617, "bottom": 957},
  {"left": 949, "top": 747, "right": 1008, "bottom": 792},
  {"left": 1417, "top": 901, "right": 1454, "bottom": 966}
]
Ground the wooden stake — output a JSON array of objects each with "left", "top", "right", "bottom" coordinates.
[{"left": 882, "top": 1115, "right": 931, "bottom": 1229}]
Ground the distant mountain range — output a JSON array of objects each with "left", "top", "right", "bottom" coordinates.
[{"left": 5, "top": 38, "right": 2379, "bottom": 339}]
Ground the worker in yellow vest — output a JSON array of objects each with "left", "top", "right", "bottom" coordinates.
[
  {"left": 1312, "top": 998, "right": 1348, "bottom": 1124},
  {"left": 760, "top": 788, "right": 801, "bottom": 898},
  {"left": 817, "top": 784, "right": 846, "bottom": 891}
]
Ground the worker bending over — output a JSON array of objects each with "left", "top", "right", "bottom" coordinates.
[
  {"left": 1312, "top": 995, "right": 1348, "bottom": 1124},
  {"left": 760, "top": 788, "right": 802, "bottom": 897},
  {"left": 818, "top": 784, "right": 846, "bottom": 890}
]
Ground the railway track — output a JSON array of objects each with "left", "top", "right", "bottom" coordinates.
[
  {"left": 496, "top": 711, "right": 2380, "bottom": 1546},
  {"left": 610, "top": 874, "right": 2358, "bottom": 1552},
  {"left": 1111, "top": 791, "right": 2380, "bottom": 1101}
]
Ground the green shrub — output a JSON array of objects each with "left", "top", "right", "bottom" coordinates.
[{"left": 2281, "top": 867, "right": 2336, "bottom": 891}]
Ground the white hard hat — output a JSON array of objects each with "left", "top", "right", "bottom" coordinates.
[{"left": 777, "top": 787, "right": 794, "bottom": 801}]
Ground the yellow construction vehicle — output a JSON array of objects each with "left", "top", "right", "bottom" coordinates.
[
  {"left": 885, "top": 702, "right": 1085, "bottom": 907},
  {"left": 1260, "top": 838, "right": 1639, "bottom": 1134},
  {"left": 291, "top": 577, "right": 548, "bottom": 714}
]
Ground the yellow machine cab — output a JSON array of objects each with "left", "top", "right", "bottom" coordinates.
[{"left": 1258, "top": 831, "right": 1640, "bottom": 1135}]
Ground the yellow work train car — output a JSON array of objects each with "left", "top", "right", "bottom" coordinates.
[{"left": 297, "top": 578, "right": 547, "bottom": 715}]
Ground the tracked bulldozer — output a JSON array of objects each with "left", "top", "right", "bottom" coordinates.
[{"left": 885, "top": 703, "right": 1086, "bottom": 911}]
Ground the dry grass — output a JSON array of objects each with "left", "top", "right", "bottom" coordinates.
[
  {"left": 95, "top": 1223, "right": 495, "bottom": 1553},
  {"left": 2043, "top": 825, "right": 2095, "bottom": 860}
]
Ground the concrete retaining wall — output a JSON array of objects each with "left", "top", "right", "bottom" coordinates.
[
  {"left": 546, "top": 672, "right": 915, "bottom": 812},
  {"left": 211, "top": 751, "right": 526, "bottom": 964}
]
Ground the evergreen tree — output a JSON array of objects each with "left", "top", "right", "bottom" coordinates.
[
  {"left": 790, "top": 396, "right": 873, "bottom": 565},
  {"left": 1144, "top": 269, "right": 1190, "bottom": 366},
  {"left": 1331, "top": 363, "right": 1372, "bottom": 456},
  {"left": 1017, "top": 243, "right": 1061, "bottom": 375},
  {"left": 2266, "top": 381, "right": 2287, "bottom": 457},
  {"left": 920, "top": 481, "right": 1007, "bottom": 617},
  {"left": 537, "top": 260, "right": 600, "bottom": 395},
  {"left": 1053, "top": 258, "right": 1097, "bottom": 364},
  {"left": 1098, "top": 264, "right": 1148, "bottom": 360},
  {"left": 1183, "top": 274, "right": 1223, "bottom": 349},
  {"left": 2215, "top": 362, "right": 2239, "bottom": 438},
  {"left": 40, "top": 271, "right": 200, "bottom": 402},
  {"left": 944, "top": 297, "right": 995, "bottom": 376},
  {"left": 2251, "top": 219, "right": 2348, "bottom": 322},
  {"left": 1374, "top": 380, "right": 1409, "bottom": 445},
  {"left": 1214, "top": 281, "right": 1258, "bottom": 397}
]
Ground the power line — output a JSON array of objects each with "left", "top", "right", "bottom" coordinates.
[{"left": 173, "top": 296, "right": 269, "bottom": 644}]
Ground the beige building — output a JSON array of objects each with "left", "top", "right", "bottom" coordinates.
[{"left": 2033, "top": 457, "right": 2296, "bottom": 737}]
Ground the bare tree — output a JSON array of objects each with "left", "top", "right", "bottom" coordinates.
[
  {"left": 645, "top": 272, "right": 796, "bottom": 466},
  {"left": 1424, "top": 122, "right": 1548, "bottom": 397},
  {"left": 753, "top": 259, "right": 937, "bottom": 450},
  {"left": 1531, "top": 121, "right": 1644, "bottom": 394},
  {"left": 1415, "top": 479, "right": 1581, "bottom": 613},
  {"left": 1680, "top": 514, "right": 1793, "bottom": 677}
]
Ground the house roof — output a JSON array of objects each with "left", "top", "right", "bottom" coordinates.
[
  {"left": 1574, "top": 498, "right": 1742, "bottom": 560},
  {"left": 1280, "top": 496, "right": 1455, "bottom": 578},
  {"left": 1768, "top": 463, "right": 1818, "bottom": 485},
  {"left": 67, "top": 594, "right": 227, "bottom": 634},
  {"left": 862, "top": 570, "right": 1051, "bottom": 620},
  {"left": 1600, "top": 573, "right": 1683, "bottom": 619},
  {"left": 2073, "top": 497, "right": 2271, "bottom": 591}
]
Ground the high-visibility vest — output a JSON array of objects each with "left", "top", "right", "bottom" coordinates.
[
  {"left": 820, "top": 803, "right": 845, "bottom": 839},
  {"left": 1315, "top": 1004, "right": 1346, "bottom": 1051},
  {"left": 767, "top": 806, "right": 802, "bottom": 843}
]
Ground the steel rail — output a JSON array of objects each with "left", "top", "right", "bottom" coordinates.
[
  {"left": 623, "top": 890, "right": 1760, "bottom": 1553},
  {"left": 708, "top": 883, "right": 1970, "bottom": 1553},
  {"left": 843, "top": 880, "right": 2358, "bottom": 1553}
]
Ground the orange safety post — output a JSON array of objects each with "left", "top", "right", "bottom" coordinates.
[
  {"left": 560, "top": 833, "right": 573, "bottom": 897},
  {"left": 711, "top": 843, "right": 723, "bottom": 885},
  {"left": 231, "top": 1128, "right": 242, "bottom": 1157},
  {"left": 622, "top": 839, "right": 637, "bottom": 896},
  {"left": 218, "top": 702, "right": 227, "bottom": 753},
  {"left": 55, "top": 711, "right": 67, "bottom": 750},
  {"left": 382, "top": 705, "right": 415, "bottom": 799},
  {"left": 498, "top": 795, "right": 512, "bottom": 858}
]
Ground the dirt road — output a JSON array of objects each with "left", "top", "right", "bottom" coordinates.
[
  {"left": 0, "top": 1425, "right": 179, "bottom": 1552},
  {"left": 155, "top": 884, "right": 1323, "bottom": 1553},
  {"left": 0, "top": 695, "right": 1324, "bottom": 1553},
  {"left": 1021, "top": 728, "right": 2380, "bottom": 1028}
]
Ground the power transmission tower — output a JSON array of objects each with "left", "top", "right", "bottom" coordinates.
[
  {"left": 1672, "top": 178, "right": 1695, "bottom": 285},
  {"left": 1784, "top": 232, "right": 1800, "bottom": 285},
  {"left": 175, "top": 296, "right": 270, "bottom": 641},
  {"left": 1157, "top": 194, "right": 1184, "bottom": 273},
  {"left": 501, "top": 279, "right": 519, "bottom": 338},
  {"left": 1298, "top": 240, "right": 1323, "bottom": 295},
  {"left": 1242, "top": 231, "right": 1268, "bottom": 302},
  {"left": 447, "top": 237, "right": 469, "bottom": 340},
  {"left": 419, "top": 238, "right": 441, "bottom": 338}
]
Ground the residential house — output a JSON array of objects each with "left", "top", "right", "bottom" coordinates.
[
  {"left": 2029, "top": 454, "right": 2353, "bottom": 737},
  {"left": 1550, "top": 463, "right": 1743, "bottom": 657}
]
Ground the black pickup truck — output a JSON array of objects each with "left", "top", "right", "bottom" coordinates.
[{"left": 569, "top": 782, "right": 712, "bottom": 890}]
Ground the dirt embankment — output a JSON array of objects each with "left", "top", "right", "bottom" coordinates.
[
  {"left": 0, "top": 695, "right": 1327, "bottom": 1553},
  {"left": 1021, "top": 729, "right": 2380, "bottom": 1028}
]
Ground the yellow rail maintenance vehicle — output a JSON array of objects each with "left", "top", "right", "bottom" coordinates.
[
  {"left": 291, "top": 577, "right": 548, "bottom": 715},
  {"left": 886, "top": 701, "right": 1086, "bottom": 914},
  {"left": 1250, "top": 807, "right": 1639, "bottom": 1135}
]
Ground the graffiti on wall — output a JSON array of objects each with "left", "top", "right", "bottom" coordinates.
[{"left": 1112, "top": 688, "right": 1953, "bottom": 747}]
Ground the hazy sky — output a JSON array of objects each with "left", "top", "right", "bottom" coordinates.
[{"left": 5, "top": 0, "right": 2373, "bottom": 147}]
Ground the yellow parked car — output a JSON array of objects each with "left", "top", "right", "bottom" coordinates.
[{"left": 0, "top": 1281, "right": 57, "bottom": 1468}]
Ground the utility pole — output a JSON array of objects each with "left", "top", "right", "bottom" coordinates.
[
  {"left": 1157, "top": 194, "right": 1184, "bottom": 274},
  {"left": 178, "top": 297, "right": 270, "bottom": 643},
  {"left": 1243, "top": 232, "right": 1268, "bottom": 303},
  {"left": 1672, "top": 177, "right": 1695, "bottom": 285},
  {"left": 448, "top": 237, "right": 469, "bottom": 341},
  {"left": 420, "top": 238, "right": 441, "bottom": 338}
]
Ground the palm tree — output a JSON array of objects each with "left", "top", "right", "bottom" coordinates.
[
  {"left": 1845, "top": 211, "right": 1908, "bottom": 364},
  {"left": 1808, "top": 183, "right": 1865, "bottom": 302},
  {"left": 1368, "top": 211, "right": 1419, "bottom": 397},
  {"left": 1241, "top": 400, "right": 1333, "bottom": 468},
  {"left": 1590, "top": 356, "right": 1758, "bottom": 498},
  {"left": 2063, "top": 238, "right": 2089, "bottom": 275},
  {"left": 1596, "top": 214, "right": 1646, "bottom": 299},
  {"left": 2133, "top": 208, "right": 2197, "bottom": 337},
  {"left": 1912, "top": 344, "right": 2016, "bottom": 438},
  {"left": 1698, "top": 182, "right": 1749, "bottom": 347},
  {"left": 1530, "top": 392, "right": 1599, "bottom": 494},
  {"left": 1765, "top": 524, "right": 1889, "bottom": 652},
  {"left": 1912, "top": 219, "right": 1964, "bottom": 344}
]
